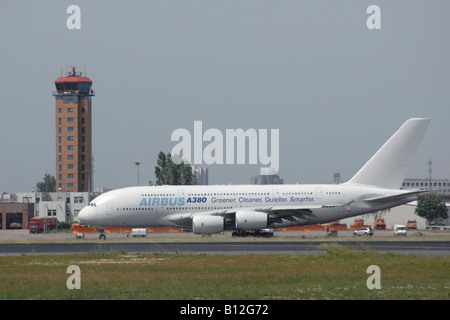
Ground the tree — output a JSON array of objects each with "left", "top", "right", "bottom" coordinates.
[
  {"left": 154, "top": 152, "right": 197, "bottom": 186},
  {"left": 415, "top": 194, "right": 448, "bottom": 223},
  {"left": 37, "top": 173, "right": 56, "bottom": 192}
]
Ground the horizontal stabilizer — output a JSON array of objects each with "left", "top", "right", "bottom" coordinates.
[{"left": 364, "top": 190, "right": 428, "bottom": 203}]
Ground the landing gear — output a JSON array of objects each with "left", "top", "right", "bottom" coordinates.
[
  {"left": 232, "top": 230, "right": 274, "bottom": 238},
  {"left": 98, "top": 228, "right": 106, "bottom": 240}
]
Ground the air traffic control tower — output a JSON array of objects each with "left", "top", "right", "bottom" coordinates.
[{"left": 53, "top": 67, "right": 94, "bottom": 192}]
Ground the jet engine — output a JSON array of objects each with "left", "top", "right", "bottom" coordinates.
[
  {"left": 192, "top": 215, "right": 225, "bottom": 234},
  {"left": 235, "top": 211, "right": 269, "bottom": 230}
]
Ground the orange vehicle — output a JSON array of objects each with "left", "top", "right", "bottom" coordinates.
[
  {"left": 350, "top": 218, "right": 371, "bottom": 230},
  {"left": 71, "top": 223, "right": 96, "bottom": 233},
  {"left": 406, "top": 220, "right": 417, "bottom": 229},
  {"left": 283, "top": 224, "right": 325, "bottom": 231},
  {"left": 326, "top": 221, "right": 347, "bottom": 230},
  {"left": 374, "top": 218, "right": 386, "bottom": 230}
]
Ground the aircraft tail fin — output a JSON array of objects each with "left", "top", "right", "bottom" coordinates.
[{"left": 346, "top": 118, "right": 430, "bottom": 189}]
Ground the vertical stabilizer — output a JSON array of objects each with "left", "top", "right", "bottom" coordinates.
[{"left": 346, "top": 118, "right": 430, "bottom": 189}]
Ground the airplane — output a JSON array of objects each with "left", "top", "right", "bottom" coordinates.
[{"left": 79, "top": 118, "right": 431, "bottom": 239}]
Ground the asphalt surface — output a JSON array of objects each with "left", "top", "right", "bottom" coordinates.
[
  {"left": 1, "top": 240, "right": 450, "bottom": 256},
  {"left": 0, "top": 229, "right": 449, "bottom": 256}
]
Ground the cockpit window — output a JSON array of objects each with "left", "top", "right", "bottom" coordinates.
[{"left": 89, "top": 202, "right": 97, "bottom": 207}]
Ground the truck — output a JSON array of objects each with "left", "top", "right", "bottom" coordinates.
[
  {"left": 406, "top": 220, "right": 417, "bottom": 229},
  {"left": 374, "top": 218, "right": 386, "bottom": 230},
  {"left": 29, "top": 217, "right": 58, "bottom": 234},
  {"left": 350, "top": 218, "right": 371, "bottom": 230},
  {"left": 394, "top": 224, "right": 407, "bottom": 236}
]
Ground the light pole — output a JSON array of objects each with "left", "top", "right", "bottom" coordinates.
[
  {"left": 134, "top": 162, "right": 142, "bottom": 186},
  {"left": 428, "top": 157, "right": 432, "bottom": 191}
]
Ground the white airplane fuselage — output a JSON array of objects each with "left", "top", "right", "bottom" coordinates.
[{"left": 80, "top": 183, "right": 419, "bottom": 230}]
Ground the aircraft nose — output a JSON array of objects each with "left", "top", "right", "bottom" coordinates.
[{"left": 78, "top": 206, "right": 95, "bottom": 223}]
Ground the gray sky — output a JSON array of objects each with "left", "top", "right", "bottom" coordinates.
[{"left": 1, "top": 1, "right": 449, "bottom": 193}]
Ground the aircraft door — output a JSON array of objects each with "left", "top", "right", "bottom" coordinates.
[
  {"left": 316, "top": 187, "right": 323, "bottom": 199},
  {"left": 107, "top": 205, "right": 114, "bottom": 215}
]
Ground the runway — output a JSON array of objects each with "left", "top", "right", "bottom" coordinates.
[{"left": 1, "top": 240, "right": 449, "bottom": 256}]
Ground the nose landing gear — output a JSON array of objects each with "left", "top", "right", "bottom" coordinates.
[{"left": 97, "top": 228, "right": 106, "bottom": 240}]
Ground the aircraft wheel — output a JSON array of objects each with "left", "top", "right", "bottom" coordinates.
[{"left": 99, "top": 234, "right": 106, "bottom": 240}]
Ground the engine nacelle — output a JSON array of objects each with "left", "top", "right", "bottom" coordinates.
[
  {"left": 235, "top": 211, "right": 269, "bottom": 230},
  {"left": 192, "top": 215, "right": 225, "bottom": 234}
]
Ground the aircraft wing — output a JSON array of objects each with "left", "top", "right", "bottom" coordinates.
[
  {"left": 250, "top": 205, "right": 319, "bottom": 218},
  {"left": 167, "top": 205, "right": 331, "bottom": 228},
  {"left": 167, "top": 213, "right": 193, "bottom": 227}
]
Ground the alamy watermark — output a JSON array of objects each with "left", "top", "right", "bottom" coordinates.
[
  {"left": 171, "top": 121, "right": 280, "bottom": 174},
  {"left": 66, "top": 5, "right": 81, "bottom": 30},
  {"left": 366, "top": 265, "right": 381, "bottom": 290},
  {"left": 66, "top": 265, "right": 81, "bottom": 290}
]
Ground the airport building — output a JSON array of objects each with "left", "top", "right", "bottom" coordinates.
[
  {"left": 401, "top": 178, "right": 450, "bottom": 202},
  {"left": 0, "top": 202, "right": 34, "bottom": 230},
  {"left": 17, "top": 192, "right": 92, "bottom": 223},
  {"left": 193, "top": 167, "right": 208, "bottom": 185},
  {"left": 0, "top": 192, "right": 94, "bottom": 229},
  {"left": 251, "top": 168, "right": 284, "bottom": 185},
  {"left": 53, "top": 67, "right": 94, "bottom": 192}
]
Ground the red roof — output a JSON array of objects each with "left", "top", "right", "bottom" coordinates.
[{"left": 55, "top": 76, "right": 92, "bottom": 82}]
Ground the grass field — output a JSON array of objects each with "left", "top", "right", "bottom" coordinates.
[{"left": 1, "top": 245, "right": 449, "bottom": 300}]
